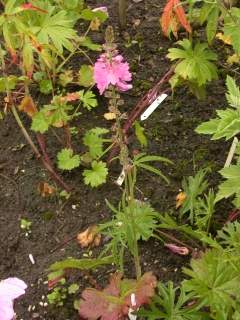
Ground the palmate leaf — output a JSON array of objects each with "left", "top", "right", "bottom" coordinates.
[
  {"left": 223, "top": 8, "right": 240, "bottom": 55},
  {"left": 183, "top": 249, "right": 240, "bottom": 317},
  {"left": 139, "top": 282, "right": 206, "bottom": 320},
  {"left": 167, "top": 39, "right": 218, "bottom": 86},
  {"left": 83, "top": 161, "right": 108, "bottom": 187},
  {"left": 83, "top": 127, "right": 109, "bottom": 159},
  {"left": 57, "top": 148, "right": 80, "bottom": 170},
  {"left": 217, "top": 221, "right": 240, "bottom": 250},
  {"left": 34, "top": 6, "right": 77, "bottom": 54}
]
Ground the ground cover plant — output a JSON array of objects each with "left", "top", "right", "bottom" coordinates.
[{"left": 0, "top": 0, "right": 240, "bottom": 319}]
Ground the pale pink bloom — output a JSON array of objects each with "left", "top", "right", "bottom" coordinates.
[
  {"left": 164, "top": 243, "right": 189, "bottom": 256},
  {"left": 94, "top": 54, "right": 132, "bottom": 95},
  {"left": 92, "top": 6, "right": 108, "bottom": 15},
  {"left": 0, "top": 278, "right": 27, "bottom": 320}
]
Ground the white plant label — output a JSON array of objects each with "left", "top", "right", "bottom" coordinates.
[
  {"left": 116, "top": 168, "right": 125, "bottom": 186},
  {"left": 140, "top": 93, "right": 168, "bottom": 121},
  {"left": 128, "top": 293, "right": 137, "bottom": 320}
]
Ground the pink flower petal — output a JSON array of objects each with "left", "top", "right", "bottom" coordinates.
[
  {"left": 164, "top": 243, "right": 189, "bottom": 256},
  {"left": 0, "top": 298, "right": 14, "bottom": 320},
  {"left": 94, "top": 54, "right": 132, "bottom": 95},
  {"left": 0, "top": 278, "right": 27, "bottom": 300},
  {"left": 92, "top": 7, "right": 108, "bottom": 15}
]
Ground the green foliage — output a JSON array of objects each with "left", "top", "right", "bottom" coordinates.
[
  {"left": 100, "top": 201, "right": 159, "bottom": 269},
  {"left": 199, "top": 3, "right": 220, "bottom": 44},
  {"left": 133, "top": 153, "right": 172, "bottom": 184},
  {"left": 31, "top": 96, "right": 73, "bottom": 133},
  {"left": 167, "top": 39, "right": 218, "bottom": 89},
  {"left": 83, "top": 127, "right": 109, "bottom": 159},
  {"left": 139, "top": 281, "right": 206, "bottom": 320},
  {"left": 57, "top": 148, "right": 80, "bottom": 170},
  {"left": 83, "top": 160, "right": 108, "bottom": 187},
  {"left": 49, "top": 256, "right": 113, "bottom": 275},
  {"left": 134, "top": 121, "right": 148, "bottom": 147},
  {"left": 217, "top": 221, "right": 240, "bottom": 251},
  {"left": 39, "top": 79, "right": 53, "bottom": 94},
  {"left": 216, "top": 165, "right": 240, "bottom": 206},
  {"left": 196, "top": 76, "right": 240, "bottom": 140},
  {"left": 47, "top": 284, "right": 67, "bottom": 306},
  {"left": 223, "top": 8, "right": 240, "bottom": 55},
  {"left": 183, "top": 249, "right": 240, "bottom": 319},
  {"left": 180, "top": 168, "right": 209, "bottom": 224},
  {"left": 79, "top": 90, "right": 98, "bottom": 110}
]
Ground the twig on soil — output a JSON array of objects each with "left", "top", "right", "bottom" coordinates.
[
  {"left": 156, "top": 229, "right": 196, "bottom": 252},
  {"left": 224, "top": 137, "right": 238, "bottom": 168}
]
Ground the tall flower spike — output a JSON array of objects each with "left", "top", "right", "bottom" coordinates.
[
  {"left": 0, "top": 277, "right": 27, "bottom": 320},
  {"left": 94, "top": 53, "right": 132, "bottom": 95}
]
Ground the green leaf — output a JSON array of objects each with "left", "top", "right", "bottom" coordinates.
[
  {"left": 68, "top": 284, "right": 79, "bottom": 294},
  {"left": 216, "top": 165, "right": 240, "bottom": 203},
  {"left": 39, "top": 79, "right": 53, "bottom": 94},
  {"left": 31, "top": 110, "right": 50, "bottom": 133},
  {"left": 79, "top": 36, "right": 101, "bottom": 51},
  {"left": 83, "top": 161, "right": 108, "bottom": 187},
  {"left": 79, "top": 90, "right": 98, "bottom": 110},
  {"left": 226, "top": 76, "right": 240, "bottom": 109},
  {"left": 134, "top": 121, "right": 147, "bottom": 147},
  {"left": 49, "top": 256, "right": 113, "bottom": 272},
  {"left": 36, "top": 9, "right": 77, "bottom": 54},
  {"left": 57, "top": 148, "right": 80, "bottom": 170},
  {"left": 167, "top": 39, "right": 218, "bottom": 86},
  {"left": 223, "top": 8, "right": 240, "bottom": 54},
  {"left": 79, "top": 8, "right": 108, "bottom": 22},
  {"left": 78, "top": 65, "right": 94, "bottom": 87},
  {"left": 206, "top": 7, "right": 219, "bottom": 44},
  {"left": 83, "top": 127, "right": 109, "bottom": 159}
]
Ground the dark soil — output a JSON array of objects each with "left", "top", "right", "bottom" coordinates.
[{"left": 0, "top": 0, "right": 233, "bottom": 319}]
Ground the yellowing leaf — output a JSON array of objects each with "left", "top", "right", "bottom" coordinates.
[
  {"left": 227, "top": 54, "right": 240, "bottom": 65},
  {"left": 216, "top": 33, "right": 232, "bottom": 45},
  {"left": 176, "top": 191, "right": 187, "bottom": 209},
  {"left": 38, "top": 181, "right": 56, "bottom": 197},
  {"left": 77, "top": 225, "right": 101, "bottom": 248},
  {"left": 90, "top": 17, "right": 101, "bottom": 31},
  {"left": 18, "top": 96, "right": 37, "bottom": 118},
  {"left": 104, "top": 112, "right": 116, "bottom": 120}
]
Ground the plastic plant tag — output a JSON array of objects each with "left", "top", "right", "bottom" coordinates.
[
  {"left": 116, "top": 168, "right": 125, "bottom": 186},
  {"left": 140, "top": 93, "right": 168, "bottom": 121},
  {"left": 128, "top": 293, "right": 137, "bottom": 320}
]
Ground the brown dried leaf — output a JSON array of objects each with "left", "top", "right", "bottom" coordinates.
[
  {"left": 38, "top": 181, "right": 56, "bottom": 197},
  {"left": 90, "top": 17, "right": 101, "bottom": 31},
  {"left": 176, "top": 191, "right": 186, "bottom": 209},
  {"left": 18, "top": 96, "right": 37, "bottom": 118},
  {"left": 77, "top": 225, "right": 101, "bottom": 248}
]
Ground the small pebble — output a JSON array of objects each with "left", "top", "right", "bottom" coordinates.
[
  {"left": 39, "top": 302, "right": 44, "bottom": 307},
  {"left": 29, "top": 254, "right": 35, "bottom": 265}
]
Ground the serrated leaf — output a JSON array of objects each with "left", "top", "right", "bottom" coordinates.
[
  {"left": 31, "top": 110, "right": 50, "bottom": 133},
  {"left": 83, "top": 127, "right": 109, "bottom": 159},
  {"left": 216, "top": 165, "right": 240, "bottom": 202},
  {"left": 79, "top": 36, "right": 101, "bottom": 51},
  {"left": 83, "top": 161, "right": 108, "bottom": 187},
  {"left": 223, "top": 8, "right": 240, "bottom": 54},
  {"left": 79, "top": 8, "right": 108, "bottom": 22},
  {"left": 79, "top": 90, "right": 98, "bottom": 110},
  {"left": 167, "top": 39, "right": 218, "bottom": 86},
  {"left": 57, "top": 148, "right": 80, "bottom": 170}
]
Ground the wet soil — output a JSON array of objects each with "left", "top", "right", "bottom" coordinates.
[{"left": 0, "top": 0, "right": 235, "bottom": 319}]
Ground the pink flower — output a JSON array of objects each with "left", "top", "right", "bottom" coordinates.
[
  {"left": 0, "top": 278, "right": 27, "bottom": 320},
  {"left": 94, "top": 54, "right": 132, "bottom": 95},
  {"left": 92, "top": 7, "right": 108, "bottom": 15},
  {"left": 164, "top": 243, "right": 189, "bottom": 256}
]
